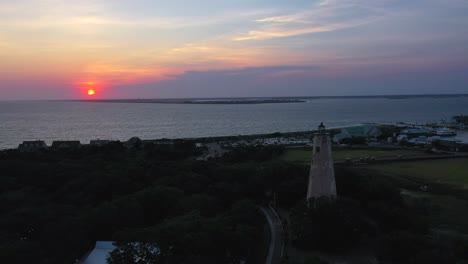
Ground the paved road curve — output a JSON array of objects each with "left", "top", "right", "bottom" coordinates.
[{"left": 260, "top": 206, "right": 284, "bottom": 264}]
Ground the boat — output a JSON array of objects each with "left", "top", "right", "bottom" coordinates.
[{"left": 435, "top": 128, "right": 457, "bottom": 136}]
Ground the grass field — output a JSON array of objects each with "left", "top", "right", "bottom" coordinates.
[
  {"left": 365, "top": 158, "right": 468, "bottom": 188},
  {"left": 361, "top": 158, "right": 468, "bottom": 234},
  {"left": 282, "top": 148, "right": 468, "bottom": 234},
  {"left": 402, "top": 189, "right": 468, "bottom": 234},
  {"left": 281, "top": 148, "right": 431, "bottom": 163}
]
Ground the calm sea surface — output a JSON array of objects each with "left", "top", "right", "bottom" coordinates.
[{"left": 1, "top": 97, "right": 468, "bottom": 149}]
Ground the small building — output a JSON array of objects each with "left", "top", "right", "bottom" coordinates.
[
  {"left": 333, "top": 125, "right": 382, "bottom": 143},
  {"left": 197, "top": 142, "right": 227, "bottom": 160},
  {"left": 18, "top": 140, "right": 47, "bottom": 152},
  {"left": 79, "top": 241, "right": 116, "bottom": 264},
  {"left": 51, "top": 141, "right": 82, "bottom": 149},
  {"left": 427, "top": 136, "right": 441, "bottom": 144},
  {"left": 333, "top": 133, "right": 351, "bottom": 143},
  {"left": 396, "top": 134, "right": 408, "bottom": 142},
  {"left": 434, "top": 138, "right": 463, "bottom": 152},
  {"left": 78, "top": 241, "right": 161, "bottom": 264},
  {"left": 407, "top": 136, "right": 428, "bottom": 146},
  {"left": 124, "top": 137, "right": 142, "bottom": 149}
]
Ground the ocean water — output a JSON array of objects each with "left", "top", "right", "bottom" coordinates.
[{"left": 1, "top": 97, "right": 468, "bottom": 149}]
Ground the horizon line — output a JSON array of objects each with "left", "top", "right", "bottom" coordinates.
[{"left": 1, "top": 93, "right": 468, "bottom": 102}]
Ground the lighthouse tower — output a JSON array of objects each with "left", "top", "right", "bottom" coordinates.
[{"left": 307, "top": 122, "right": 336, "bottom": 201}]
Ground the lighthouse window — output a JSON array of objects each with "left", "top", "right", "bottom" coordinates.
[{"left": 315, "top": 146, "right": 320, "bottom": 153}]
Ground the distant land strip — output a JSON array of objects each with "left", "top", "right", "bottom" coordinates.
[
  {"left": 61, "top": 94, "right": 468, "bottom": 104},
  {"left": 67, "top": 99, "right": 306, "bottom": 104},
  {"left": 183, "top": 99, "right": 306, "bottom": 104}
]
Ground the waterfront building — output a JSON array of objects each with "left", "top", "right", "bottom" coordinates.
[
  {"left": 307, "top": 123, "right": 337, "bottom": 201},
  {"left": 124, "top": 137, "right": 142, "bottom": 149},
  {"left": 18, "top": 140, "right": 47, "bottom": 152},
  {"left": 435, "top": 127, "right": 457, "bottom": 137},
  {"left": 435, "top": 138, "right": 463, "bottom": 152},
  {"left": 407, "top": 136, "right": 428, "bottom": 146},
  {"left": 333, "top": 125, "right": 382, "bottom": 143},
  {"left": 90, "top": 139, "right": 110, "bottom": 146}
]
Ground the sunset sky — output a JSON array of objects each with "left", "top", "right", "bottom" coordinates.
[{"left": 1, "top": 0, "right": 467, "bottom": 99}]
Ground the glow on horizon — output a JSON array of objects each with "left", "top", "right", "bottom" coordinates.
[{"left": 0, "top": 0, "right": 467, "bottom": 99}]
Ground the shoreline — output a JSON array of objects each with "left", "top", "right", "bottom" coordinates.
[
  {"left": 4, "top": 123, "right": 468, "bottom": 151},
  {"left": 0, "top": 125, "right": 352, "bottom": 151}
]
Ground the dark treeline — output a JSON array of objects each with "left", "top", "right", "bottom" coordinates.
[
  {"left": 1, "top": 143, "right": 467, "bottom": 264},
  {"left": 0, "top": 143, "right": 294, "bottom": 263}
]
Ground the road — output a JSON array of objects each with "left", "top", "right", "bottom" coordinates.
[{"left": 260, "top": 206, "right": 284, "bottom": 264}]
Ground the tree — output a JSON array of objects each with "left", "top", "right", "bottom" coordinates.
[
  {"left": 107, "top": 242, "right": 162, "bottom": 264},
  {"left": 340, "top": 137, "right": 366, "bottom": 145},
  {"left": 290, "top": 197, "right": 373, "bottom": 253}
]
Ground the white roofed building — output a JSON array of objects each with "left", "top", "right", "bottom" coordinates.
[{"left": 79, "top": 241, "right": 115, "bottom": 264}]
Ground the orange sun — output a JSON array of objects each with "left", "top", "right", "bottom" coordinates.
[{"left": 87, "top": 89, "right": 96, "bottom": 96}]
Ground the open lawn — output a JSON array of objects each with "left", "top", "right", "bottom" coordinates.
[
  {"left": 281, "top": 148, "right": 431, "bottom": 163},
  {"left": 365, "top": 158, "right": 468, "bottom": 188},
  {"left": 363, "top": 159, "right": 468, "bottom": 235},
  {"left": 402, "top": 189, "right": 468, "bottom": 234}
]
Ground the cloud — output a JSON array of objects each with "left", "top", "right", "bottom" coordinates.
[
  {"left": 234, "top": 0, "right": 391, "bottom": 41},
  {"left": 1, "top": 0, "right": 468, "bottom": 100},
  {"left": 0, "top": 1, "right": 270, "bottom": 31},
  {"left": 255, "top": 16, "right": 303, "bottom": 23},
  {"left": 109, "top": 63, "right": 468, "bottom": 99},
  {"left": 110, "top": 65, "right": 323, "bottom": 98},
  {"left": 234, "top": 26, "right": 338, "bottom": 41},
  {"left": 162, "top": 43, "right": 291, "bottom": 69},
  {"left": 269, "top": 69, "right": 306, "bottom": 78}
]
